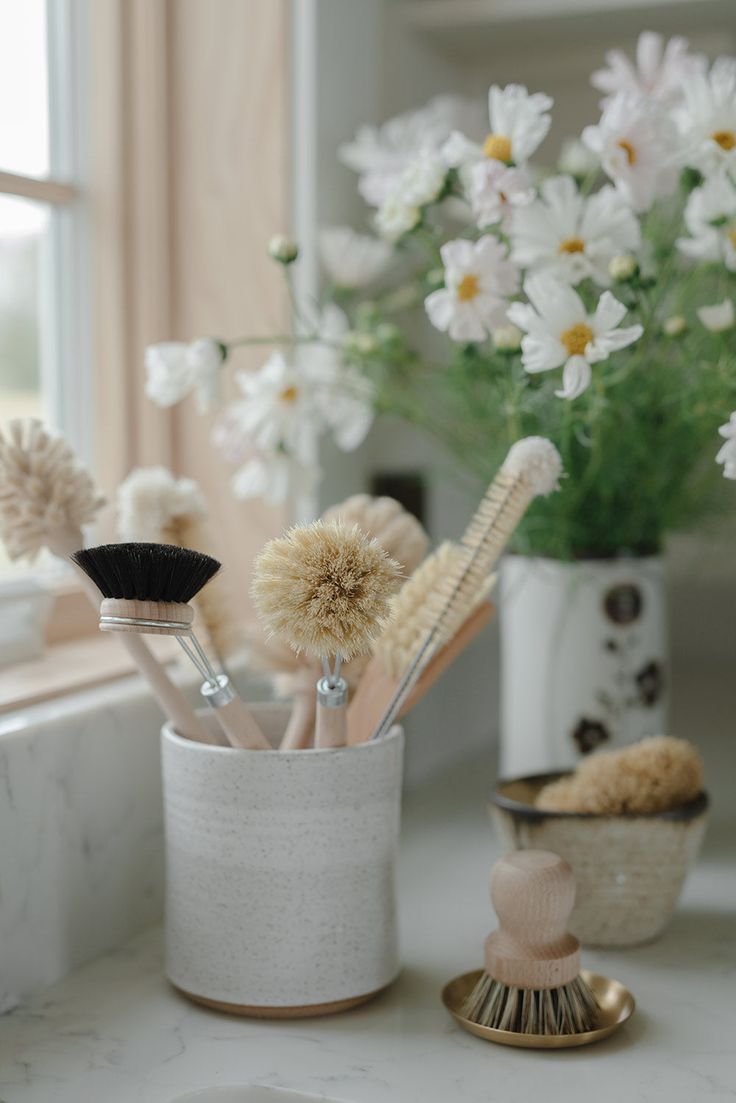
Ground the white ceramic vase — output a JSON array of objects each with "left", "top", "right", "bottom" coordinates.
[
  {"left": 162, "top": 705, "right": 403, "bottom": 1017},
  {"left": 500, "top": 555, "right": 668, "bottom": 777}
]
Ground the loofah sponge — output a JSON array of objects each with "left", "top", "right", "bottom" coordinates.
[{"left": 535, "top": 736, "right": 704, "bottom": 815}]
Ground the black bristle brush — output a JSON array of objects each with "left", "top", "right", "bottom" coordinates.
[{"left": 71, "top": 543, "right": 269, "bottom": 750}]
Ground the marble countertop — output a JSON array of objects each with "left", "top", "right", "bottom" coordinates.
[{"left": 1, "top": 721, "right": 734, "bottom": 1103}]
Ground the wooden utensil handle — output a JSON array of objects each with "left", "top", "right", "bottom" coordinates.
[
  {"left": 280, "top": 687, "right": 316, "bottom": 750},
  {"left": 485, "top": 850, "right": 581, "bottom": 990},
  {"left": 210, "top": 693, "right": 271, "bottom": 750},
  {"left": 315, "top": 701, "right": 347, "bottom": 748}
]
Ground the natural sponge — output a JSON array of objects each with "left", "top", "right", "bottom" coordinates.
[{"left": 535, "top": 736, "right": 704, "bottom": 815}]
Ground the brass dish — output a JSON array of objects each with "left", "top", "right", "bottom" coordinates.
[{"left": 442, "top": 969, "right": 635, "bottom": 1049}]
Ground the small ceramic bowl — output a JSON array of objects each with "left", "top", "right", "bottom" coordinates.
[{"left": 491, "top": 773, "right": 709, "bottom": 947}]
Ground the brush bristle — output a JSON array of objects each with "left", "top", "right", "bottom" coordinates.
[
  {"left": 375, "top": 542, "right": 495, "bottom": 678},
  {"left": 0, "top": 419, "right": 106, "bottom": 560},
  {"left": 70, "top": 542, "right": 220, "bottom": 603},
  {"left": 461, "top": 973, "right": 598, "bottom": 1035},
  {"left": 117, "top": 466, "right": 206, "bottom": 543},
  {"left": 252, "top": 520, "right": 403, "bottom": 660}
]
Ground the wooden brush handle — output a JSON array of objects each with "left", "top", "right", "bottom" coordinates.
[
  {"left": 347, "top": 601, "right": 494, "bottom": 746},
  {"left": 57, "top": 530, "right": 213, "bottom": 745},
  {"left": 315, "top": 701, "right": 347, "bottom": 748},
  {"left": 484, "top": 851, "right": 580, "bottom": 990},
  {"left": 280, "top": 680, "right": 316, "bottom": 750},
  {"left": 209, "top": 692, "right": 270, "bottom": 750}
]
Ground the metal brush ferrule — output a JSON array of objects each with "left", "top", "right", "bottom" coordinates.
[
  {"left": 316, "top": 675, "right": 347, "bottom": 709},
  {"left": 100, "top": 614, "right": 192, "bottom": 633},
  {"left": 200, "top": 673, "right": 236, "bottom": 709}
]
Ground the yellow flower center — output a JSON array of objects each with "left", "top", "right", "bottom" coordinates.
[
  {"left": 559, "top": 237, "right": 586, "bottom": 254},
  {"left": 727, "top": 227, "right": 736, "bottom": 248},
  {"left": 456, "top": 274, "right": 480, "bottom": 302},
  {"left": 560, "top": 323, "right": 593, "bottom": 356},
  {"left": 712, "top": 130, "right": 736, "bottom": 151},
  {"left": 617, "top": 139, "right": 637, "bottom": 166},
  {"left": 280, "top": 385, "right": 299, "bottom": 403},
  {"left": 483, "top": 133, "right": 512, "bottom": 162}
]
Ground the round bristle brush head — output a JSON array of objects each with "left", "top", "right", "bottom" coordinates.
[
  {"left": 71, "top": 542, "right": 220, "bottom": 604},
  {"left": 252, "top": 520, "right": 403, "bottom": 660}
]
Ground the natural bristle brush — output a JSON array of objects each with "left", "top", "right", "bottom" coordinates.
[
  {"left": 71, "top": 542, "right": 269, "bottom": 750},
  {"left": 349, "top": 437, "right": 562, "bottom": 745},
  {"left": 443, "top": 850, "right": 635, "bottom": 1049},
  {"left": 252, "top": 520, "right": 402, "bottom": 748},
  {"left": 0, "top": 419, "right": 210, "bottom": 745}
]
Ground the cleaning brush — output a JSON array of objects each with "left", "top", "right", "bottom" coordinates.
[
  {"left": 252, "top": 520, "right": 402, "bottom": 748},
  {"left": 461, "top": 850, "right": 599, "bottom": 1036},
  {"left": 250, "top": 493, "right": 428, "bottom": 750},
  {"left": 117, "top": 466, "right": 241, "bottom": 664},
  {"left": 0, "top": 419, "right": 210, "bottom": 744},
  {"left": 71, "top": 542, "right": 269, "bottom": 750},
  {"left": 365, "top": 437, "right": 562, "bottom": 744}
]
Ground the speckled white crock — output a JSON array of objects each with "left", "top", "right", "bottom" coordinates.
[{"left": 162, "top": 705, "right": 403, "bottom": 1014}]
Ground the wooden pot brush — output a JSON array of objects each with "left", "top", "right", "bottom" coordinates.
[
  {"left": 356, "top": 437, "right": 562, "bottom": 745},
  {"left": 0, "top": 419, "right": 210, "bottom": 745},
  {"left": 71, "top": 542, "right": 269, "bottom": 750},
  {"left": 461, "top": 851, "right": 599, "bottom": 1036},
  {"left": 252, "top": 520, "right": 402, "bottom": 748}
]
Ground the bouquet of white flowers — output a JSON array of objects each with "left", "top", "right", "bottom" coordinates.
[{"left": 145, "top": 31, "right": 736, "bottom": 557}]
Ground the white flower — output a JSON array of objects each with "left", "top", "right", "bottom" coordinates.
[
  {"left": 677, "top": 172, "right": 736, "bottom": 271},
  {"left": 319, "top": 226, "right": 393, "bottom": 288},
  {"left": 144, "top": 338, "right": 224, "bottom": 412},
  {"left": 227, "top": 351, "right": 314, "bottom": 456},
  {"left": 583, "top": 94, "right": 678, "bottom": 213},
  {"left": 558, "top": 137, "right": 599, "bottom": 179},
  {"left": 425, "top": 237, "right": 520, "bottom": 343},
  {"left": 339, "top": 95, "right": 481, "bottom": 207},
  {"left": 492, "top": 323, "right": 522, "bottom": 352},
  {"left": 716, "top": 412, "right": 736, "bottom": 479},
  {"left": 442, "top": 84, "right": 553, "bottom": 176},
  {"left": 375, "top": 193, "right": 420, "bottom": 242},
  {"left": 468, "top": 158, "right": 534, "bottom": 230},
  {"left": 697, "top": 298, "right": 735, "bottom": 332},
  {"left": 396, "top": 153, "right": 447, "bottom": 206},
  {"left": 592, "top": 32, "right": 705, "bottom": 108},
  {"left": 268, "top": 234, "right": 299, "bottom": 264},
  {"left": 230, "top": 452, "right": 319, "bottom": 506},
  {"left": 507, "top": 274, "right": 643, "bottom": 399},
  {"left": 510, "top": 175, "right": 640, "bottom": 286},
  {"left": 675, "top": 57, "right": 736, "bottom": 176},
  {"left": 300, "top": 304, "right": 375, "bottom": 452}
]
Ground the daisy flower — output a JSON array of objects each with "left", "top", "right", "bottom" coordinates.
[
  {"left": 507, "top": 274, "right": 643, "bottom": 399},
  {"left": 230, "top": 451, "right": 320, "bottom": 506},
  {"left": 697, "top": 299, "right": 735, "bottom": 332},
  {"left": 300, "top": 304, "right": 375, "bottom": 452},
  {"left": 442, "top": 84, "right": 553, "bottom": 175},
  {"left": 425, "top": 236, "right": 520, "bottom": 343},
  {"left": 716, "top": 412, "right": 736, "bottom": 479},
  {"left": 510, "top": 175, "right": 640, "bottom": 286},
  {"left": 468, "top": 158, "right": 534, "bottom": 230},
  {"left": 339, "top": 95, "right": 481, "bottom": 207},
  {"left": 226, "top": 351, "right": 314, "bottom": 456},
  {"left": 677, "top": 172, "right": 736, "bottom": 271},
  {"left": 592, "top": 31, "right": 705, "bottom": 108},
  {"left": 319, "top": 226, "right": 393, "bottom": 289},
  {"left": 675, "top": 57, "right": 736, "bottom": 176},
  {"left": 145, "top": 338, "right": 224, "bottom": 412},
  {"left": 583, "top": 94, "right": 678, "bottom": 213}
]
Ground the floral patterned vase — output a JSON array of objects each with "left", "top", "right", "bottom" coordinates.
[{"left": 499, "top": 555, "right": 668, "bottom": 778}]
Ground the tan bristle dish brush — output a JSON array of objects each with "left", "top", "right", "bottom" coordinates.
[
  {"left": 71, "top": 542, "right": 269, "bottom": 750},
  {"left": 252, "top": 520, "right": 402, "bottom": 748},
  {"left": 351, "top": 437, "right": 562, "bottom": 745},
  {"left": 0, "top": 419, "right": 210, "bottom": 745},
  {"left": 438, "top": 850, "right": 636, "bottom": 1050}
]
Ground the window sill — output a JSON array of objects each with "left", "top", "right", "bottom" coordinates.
[{"left": 0, "top": 632, "right": 179, "bottom": 716}]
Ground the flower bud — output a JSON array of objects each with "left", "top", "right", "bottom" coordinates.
[
  {"left": 663, "top": 315, "right": 687, "bottom": 338},
  {"left": 608, "top": 254, "right": 638, "bottom": 282},
  {"left": 268, "top": 234, "right": 299, "bottom": 264},
  {"left": 492, "top": 324, "right": 522, "bottom": 353}
]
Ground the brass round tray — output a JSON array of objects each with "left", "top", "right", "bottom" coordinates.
[{"left": 442, "top": 969, "right": 635, "bottom": 1049}]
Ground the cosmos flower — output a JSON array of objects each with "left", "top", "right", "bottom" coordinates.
[{"left": 425, "top": 236, "right": 520, "bottom": 343}]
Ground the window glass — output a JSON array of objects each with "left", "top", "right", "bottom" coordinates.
[{"left": 0, "top": 0, "right": 50, "bottom": 178}]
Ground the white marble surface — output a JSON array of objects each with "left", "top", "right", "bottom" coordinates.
[{"left": 0, "top": 677, "right": 734, "bottom": 1103}]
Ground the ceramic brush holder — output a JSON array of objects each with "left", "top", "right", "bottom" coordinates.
[{"left": 162, "top": 704, "right": 404, "bottom": 1016}]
